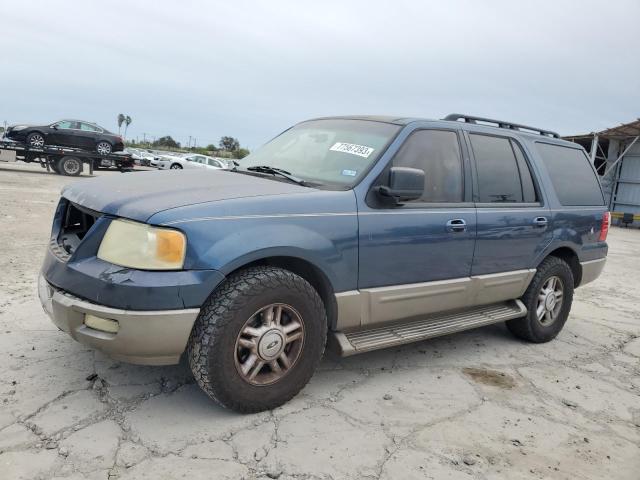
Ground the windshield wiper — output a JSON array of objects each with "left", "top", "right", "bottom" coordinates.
[{"left": 245, "top": 165, "right": 308, "bottom": 186}]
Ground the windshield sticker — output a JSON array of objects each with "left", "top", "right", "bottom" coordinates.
[
  {"left": 330, "top": 142, "right": 375, "bottom": 158},
  {"left": 341, "top": 169, "right": 357, "bottom": 177}
]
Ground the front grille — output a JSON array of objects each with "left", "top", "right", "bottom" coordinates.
[{"left": 56, "top": 202, "right": 101, "bottom": 257}]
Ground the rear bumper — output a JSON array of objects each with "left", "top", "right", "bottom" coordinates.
[
  {"left": 39, "top": 275, "right": 199, "bottom": 365},
  {"left": 579, "top": 258, "right": 606, "bottom": 286}
]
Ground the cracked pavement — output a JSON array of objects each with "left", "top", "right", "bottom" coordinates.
[{"left": 1, "top": 163, "right": 639, "bottom": 479}]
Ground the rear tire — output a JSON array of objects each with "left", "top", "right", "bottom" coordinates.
[
  {"left": 506, "top": 256, "right": 574, "bottom": 343},
  {"left": 96, "top": 141, "right": 112, "bottom": 155},
  {"left": 57, "top": 156, "right": 83, "bottom": 176},
  {"left": 26, "top": 132, "right": 45, "bottom": 149},
  {"left": 188, "top": 266, "right": 327, "bottom": 413}
]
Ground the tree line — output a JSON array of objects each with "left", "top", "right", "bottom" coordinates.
[{"left": 126, "top": 135, "right": 249, "bottom": 159}]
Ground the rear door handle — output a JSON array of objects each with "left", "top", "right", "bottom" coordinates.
[
  {"left": 533, "top": 216, "right": 548, "bottom": 228},
  {"left": 446, "top": 219, "right": 466, "bottom": 232}
]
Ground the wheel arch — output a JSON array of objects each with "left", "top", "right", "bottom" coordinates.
[
  {"left": 25, "top": 130, "right": 47, "bottom": 142},
  {"left": 539, "top": 246, "right": 582, "bottom": 287},
  {"left": 221, "top": 255, "right": 338, "bottom": 330}
]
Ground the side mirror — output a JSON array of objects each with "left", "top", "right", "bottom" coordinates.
[
  {"left": 378, "top": 167, "right": 424, "bottom": 202},
  {"left": 51, "top": 125, "right": 59, "bottom": 130}
]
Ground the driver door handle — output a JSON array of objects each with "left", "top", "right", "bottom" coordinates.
[{"left": 446, "top": 219, "right": 466, "bottom": 233}]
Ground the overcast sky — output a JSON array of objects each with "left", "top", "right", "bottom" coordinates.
[{"left": 2, "top": 0, "right": 639, "bottom": 149}]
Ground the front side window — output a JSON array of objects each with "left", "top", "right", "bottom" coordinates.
[
  {"left": 471, "top": 134, "right": 533, "bottom": 203},
  {"left": 391, "top": 130, "right": 464, "bottom": 202},
  {"left": 241, "top": 119, "right": 400, "bottom": 187},
  {"left": 54, "top": 120, "right": 75, "bottom": 129},
  {"left": 536, "top": 142, "right": 604, "bottom": 206}
]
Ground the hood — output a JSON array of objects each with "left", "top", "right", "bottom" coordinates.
[
  {"left": 62, "top": 169, "right": 311, "bottom": 222},
  {"left": 8, "top": 124, "right": 35, "bottom": 130}
]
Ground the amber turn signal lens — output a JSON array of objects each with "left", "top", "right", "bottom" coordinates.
[{"left": 156, "top": 230, "right": 186, "bottom": 263}]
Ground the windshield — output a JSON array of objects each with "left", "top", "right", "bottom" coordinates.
[{"left": 240, "top": 119, "right": 400, "bottom": 187}]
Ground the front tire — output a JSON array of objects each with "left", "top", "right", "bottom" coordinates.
[
  {"left": 26, "top": 132, "right": 45, "bottom": 149},
  {"left": 506, "top": 256, "right": 574, "bottom": 343},
  {"left": 96, "top": 141, "right": 112, "bottom": 155},
  {"left": 170, "top": 163, "right": 183, "bottom": 169},
  {"left": 188, "top": 266, "right": 327, "bottom": 413}
]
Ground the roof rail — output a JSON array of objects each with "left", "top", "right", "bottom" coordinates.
[{"left": 443, "top": 113, "right": 559, "bottom": 138}]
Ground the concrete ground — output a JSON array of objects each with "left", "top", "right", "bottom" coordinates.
[{"left": 1, "top": 162, "right": 639, "bottom": 480}]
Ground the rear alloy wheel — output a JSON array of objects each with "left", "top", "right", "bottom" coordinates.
[
  {"left": 506, "top": 256, "right": 574, "bottom": 343},
  {"left": 26, "top": 132, "right": 45, "bottom": 149},
  {"left": 170, "top": 163, "right": 183, "bottom": 169},
  {"left": 188, "top": 266, "right": 326, "bottom": 413},
  {"left": 96, "top": 141, "right": 112, "bottom": 155},
  {"left": 57, "top": 156, "right": 82, "bottom": 176}
]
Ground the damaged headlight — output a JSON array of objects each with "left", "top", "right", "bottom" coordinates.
[{"left": 97, "top": 219, "right": 186, "bottom": 270}]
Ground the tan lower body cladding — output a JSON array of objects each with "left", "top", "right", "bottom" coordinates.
[{"left": 334, "top": 269, "right": 536, "bottom": 330}]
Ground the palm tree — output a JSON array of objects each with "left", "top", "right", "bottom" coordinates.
[
  {"left": 124, "top": 116, "right": 132, "bottom": 139},
  {"left": 117, "top": 114, "right": 125, "bottom": 135}
]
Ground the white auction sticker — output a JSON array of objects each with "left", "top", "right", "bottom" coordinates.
[{"left": 330, "top": 142, "right": 375, "bottom": 158}]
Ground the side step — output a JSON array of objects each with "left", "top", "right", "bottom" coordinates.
[{"left": 329, "top": 300, "right": 527, "bottom": 356}]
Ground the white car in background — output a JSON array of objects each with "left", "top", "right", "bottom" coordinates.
[{"left": 157, "top": 154, "right": 229, "bottom": 170}]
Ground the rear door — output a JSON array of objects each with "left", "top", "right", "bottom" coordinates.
[
  {"left": 183, "top": 155, "right": 204, "bottom": 169},
  {"left": 206, "top": 158, "right": 225, "bottom": 169},
  {"left": 77, "top": 122, "right": 101, "bottom": 149},
  {"left": 467, "top": 132, "right": 552, "bottom": 296}
]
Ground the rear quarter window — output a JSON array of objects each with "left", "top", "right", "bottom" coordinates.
[{"left": 536, "top": 143, "right": 604, "bottom": 206}]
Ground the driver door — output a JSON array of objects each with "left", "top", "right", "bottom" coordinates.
[
  {"left": 357, "top": 128, "right": 477, "bottom": 325},
  {"left": 48, "top": 120, "right": 77, "bottom": 147}
]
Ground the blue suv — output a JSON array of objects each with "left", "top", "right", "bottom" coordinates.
[{"left": 38, "top": 114, "right": 609, "bottom": 412}]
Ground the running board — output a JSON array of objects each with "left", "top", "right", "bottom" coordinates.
[{"left": 329, "top": 300, "right": 527, "bottom": 356}]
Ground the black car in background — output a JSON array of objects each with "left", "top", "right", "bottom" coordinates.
[{"left": 5, "top": 120, "right": 124, "bottom": 155}]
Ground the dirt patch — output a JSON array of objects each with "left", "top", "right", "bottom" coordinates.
[{"left": 462, "top": 367, "right": 516, "bottom": 389}]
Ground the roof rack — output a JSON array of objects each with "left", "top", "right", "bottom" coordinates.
[{"left": 443, "top": 113, "right": 559, "bottom": 138}]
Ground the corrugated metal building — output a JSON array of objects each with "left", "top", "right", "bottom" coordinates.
[{"left": 564, "top": 119, "right": 640, "bottom": 226}]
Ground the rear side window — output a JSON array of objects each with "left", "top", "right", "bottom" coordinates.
[
  {"left": 80, "top": 122, "right": 99, "bottom": 132},
  {"left": 470, "top": 134, "right": 537, "bottom": 203},
  {"left": 392, "top": 130, "right": 463, "bottom": 202},
  {"left": 536, "top": 143, "right": 604, "bottom": 206}
]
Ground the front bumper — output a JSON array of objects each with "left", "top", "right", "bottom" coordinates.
[{"left": 39, "top": 275, "right": 200, "bottom": 365}]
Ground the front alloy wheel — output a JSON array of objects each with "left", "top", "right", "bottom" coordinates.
[
  {"left": 235, "top": 303, "right": 305, "bottom": 385},
  {"left": 27, "top": 133, "right": 45, "bottom": 148},
  {"left": 170, "top": 163, "right": 183, "bottom": 169}
]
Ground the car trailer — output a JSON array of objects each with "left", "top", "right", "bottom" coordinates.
[{"left": 0, "top": 139, "right": 134, "bottom": 176}]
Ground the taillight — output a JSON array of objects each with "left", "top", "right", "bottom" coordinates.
[{"left": 599, "top": 211, "right": 610, "bottom": 241}]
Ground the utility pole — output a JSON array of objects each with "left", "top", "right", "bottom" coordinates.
[
  {"left": 142, "top": 132, "right": 147, "bottom": 144},
  {"left": 188, "top": 136, "right": 192, "bottom": 149},
  {"left": 194, "top": 138, "right": 197, "bottom": 148}
]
